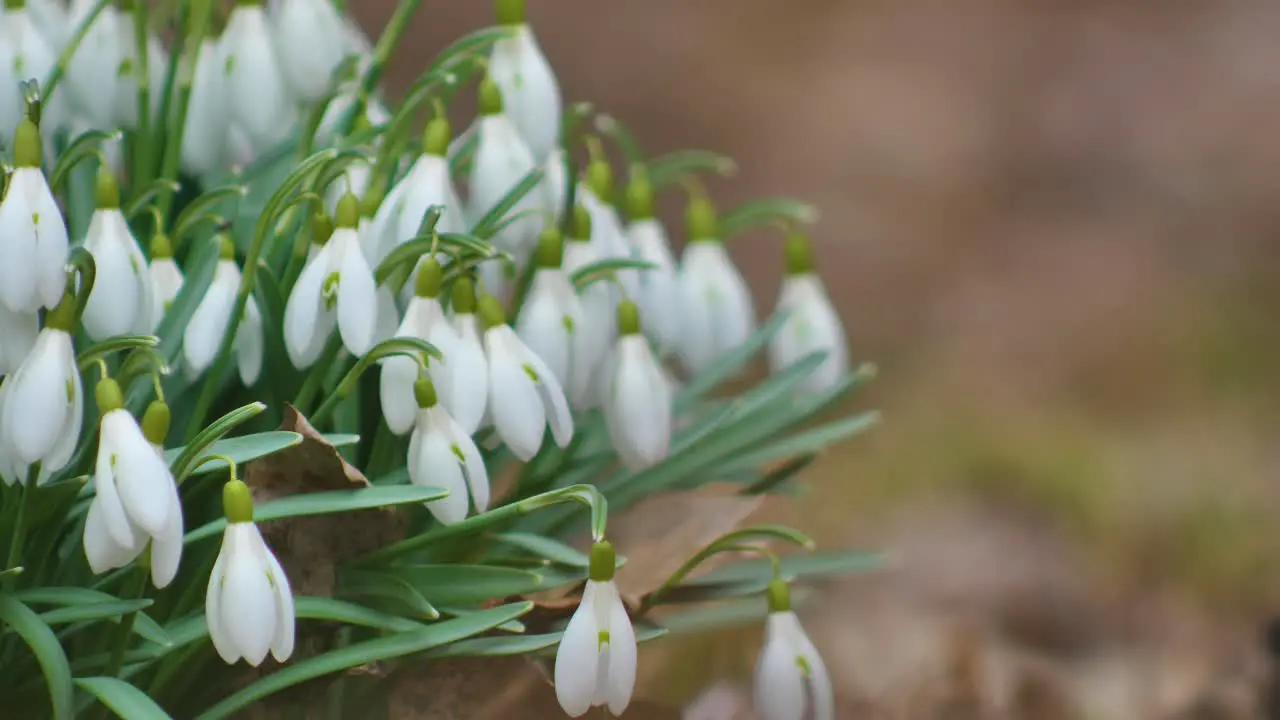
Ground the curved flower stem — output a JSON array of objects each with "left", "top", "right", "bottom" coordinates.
[
  {"left": 40, "top": 0, "right": 112, "bottom": 103},
  {"left": 308, "top": 338, "right": 441, "bottom": 426}
]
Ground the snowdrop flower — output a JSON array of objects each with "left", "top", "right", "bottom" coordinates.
[
  {"left": 754, "top": 579, "right": 834, "bottom": 720},
  {"left": 207, "top": 477, "right": 295, "bottom": 667},
  {"left": 222, "top": 0, "right": 296, "bottom": 154},
  {"left": 407, "top": 377, "right": 489, "bottom": 524},
  {"left": 379, "top": 259, "right": 459, "bottom": 435},
  {"left": 604, "top": 302, "right": 671, "bottom": 470},
  {"left": 489, "top": 0, "right": 562, "bottom": 161},
  {"left": 0, "top": 3, "right": 65, "bottom": 143},
  {"left": 65, "top": 0, "right": 122, "bottom": 129},
  {"left": 541, "top": 146, "right": 569, "bottom": 225},
  {"left": 580, "top": 157, "right": 639, "bottom": 297},
  {"left": 181, "top": 37, "right": 230, "bottom": 179},
  {"left": 27, "top": 0, "right": 69, "bottom": 49},
  {"left": 624, "top": 169, "right": 682, "bottom": 353},
  {"left": 183, "top": 235, "right": 263, "bottom": 385},
  {"left": 768, "top": 233, "right": 849, "bottom": 395},
  {"left": 0, "top": 295, "right": 82, "bottom": 475},
  {"left": 148, "top": 233, "right": 184, "bottom": 331},
  {"left": 325, "top": 160, "right": 372, "bottom": 217},
  {"left": 467, "top": 76, "right": 542, "bottom": 267},
  {"left": 284, "top": 193, "right": 378, "bottom": 366},
  {"left": 84, "top": 392, "right": 183, "bottom": 589},
  {"left": 114, "top": 21, "right": 168, "bottom": 129},
  {"left": 444, "top": 277, "right": 489, "bottom": 435},
  {"left": 555, "top": 540, "right": 636, "bottom": 717},
  {"left": 0, "top": 305, "right": 38, "bottom": 376},
  {"left": 0, "top": 118, "right": 70, "bottom": 314},
  {"left": 271, "top": 0, "right": 348, "bottom": 104},
  {"left": 676, "top": 197, "right": 756, "bottom": 375},
  {"left": 480, "top": 291, "right": 573, "bottom": 461},
  {"left": 81, "top": 168, "right": 154, "bottom": 340},
  {"left": 370, "top": 116, "right": 466, "bottom": 271},
  {"left": 561, "top": 207, "right": 614, "bottom": 408},
  {"left": 515, "top": 226, "right": 590, "bottom": 405}
]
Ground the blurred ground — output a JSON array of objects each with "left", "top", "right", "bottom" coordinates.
[{"left": 355, "top": 1, "right": 1280, "bottom": 717}]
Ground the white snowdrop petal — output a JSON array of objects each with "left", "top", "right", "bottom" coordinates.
[
  {"left": 33, "top": 173, "right": 72, "bottom": 311},
  {"left": 468, "top": 115, "right": 540, "bottom": 256},
  {"left": 106, "top": 412, "right": 173, "bottom": 537},
  {"left": 206, "top": 528, "right": 238, "bottom": 663},
  {"left": 149, "top": 491, "right": 185, "bottom": 590},
  {"left": 554, "top": 582, "right": 602, "bottom": 718},
  {"left": 754, "top": 613, "right": 810, "bottom": 720},
  {"left": 373, "top": 285, "right": 399, "bottom": 346},
  {"left": 181, "top": 39, "right": 229, "bottom": 177},
  {"left": 521, "top": 343, "right": 574, "bottom": 450},
  {"left": 0, "top": 305, "right": 39, "bottom": 376},
  {"left": 149, "top": 258, "right": 185, "bottom": 331},
  {"left": 487, "top": 332, "right": 546, "bottom": 461},
  {"left": 336, "top": 239, "right": 378, "bottom": 356},
  {"left": 82, "top": 211, "right": 146, "bottom": 340},
  {"left": 447, "top": 316, "right": 489, "bottom": 434},
  {"left": 184, "top": 262, "right": 239, "bottom": 374},
  {"left": 283, "top": 244, "right": 334, "bottom": 368},
  {"left": 43, "top": 367, "right": 83, "bottom": 476},
  {"left": 789, "top": 617, "right": 836, "bottom": 720},
  {"left": 83, "top": 496, "right": 144, "bottom": 574},
  {"left": 604, "top": 587, "right": 638, "bottom": 716},
  {"left": 515, "top": 274, "right": 573, "bottom": 387},
  {"left": 253, "top": 527, "right": 295, "bottom": 662},
  {"left": 237, "top": 298, "right": 265, "bottom": 385},
  {"left": 0, "top": 181, "right": 39, "bottom": 312},
  {"left": 379, "top": 355, "right": 421, "bottom": 436},
  {"left": 223, "top": 5, "right": 296, "bottom": 153},
  {"left": 3, "top": 331, "right": 72, "bottom": 465},
  {"left": 448, "top": 416, "right": 490, "bottom": 514},
  {"left": 488, "top": 27, "right": 562, "bottom": 161},
  {"left": 221, "top": 527, "right": 278, "bottom": 667},
  {"left": 418, "top": 422, "right": 469, "bottom": 525},
  {"left": 272, "top": 0, "right": 347, "bottom": 103}
]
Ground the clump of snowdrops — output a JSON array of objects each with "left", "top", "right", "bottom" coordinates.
[{"left": 0, "top": 0, "right": 879, "bottom": 717}]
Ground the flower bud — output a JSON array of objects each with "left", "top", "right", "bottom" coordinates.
[
  {"left": 534, "top": 226, "right": 564, "bottom": 268},
  {"left": 451, "top": 276, "right": 477, "bottom": 314}
]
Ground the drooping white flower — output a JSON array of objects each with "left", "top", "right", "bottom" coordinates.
[
  {"left": 624, "top": 171, "right": 682, "bottom": 353},
  {"left": 0, "top": 119, "right": 70, "bottom": 314},
  {"left": 148, "top": 235, "right": 184, "bottom": 332},
  {"left": 65, "top": 0, "right": 122, "bottom": 129},
  {"left": 379, "top": 259, "right": 459, "bottom": 436},
  {"left": 221, "top": 0, "right": 296, "bottom": 154},
  {"left": 284, "top": 193, "right": 378, "bottom": 366},
  {"left": 270, "top": 0, "right": 348, "bottom": 104},
  {"left": 183, "top": 236, "right": 263, "bottom": 385},
  {"left": 541, "top": 146, "right": 569, "bottom": 224},
  {"left": 81, "top": 168, "right": 154, "bottom": 341},
  {"left": 0, "top": 305, "right": 39, "bottom": 376},
  {"left": 561, "top": 208, "right": 614, "bottom": 408},
  {"left": 488, "top": 0, "right": 562, "bottom": 161},
  {"left": 207, "top": 479, "right": 295, "bottom": 667},
  {"left": 467, "top": 77, "right": 542, "bottom": 268},
  {"left": 406, "top": 377, "right": 489, "bottom": 524},
  {"left": 385, "top": 118, "right": 468, "bottom": 259},
  {"left": 0, "top": 5, "right": 66, "bottom": 143},
  {"left": 676, "top": 199, "right": 756, "bottom": 375},
  {"left": 768, "top": 233, "right": 849, "bottom": 395},
  {"left": 181, "top": 37, "right": 230, "bottom": 179},
  {"left": 515, "top": 226, "right": 593, "bottom": 408},
  {"left": 480, "top": 292, "right": 573, "bottom": 461},
  {"left": 555, "top": 541, "right": 636, "bottom": 717},
  {"left": 754, "top": 580, "right": 834, "bottom": 720},
  {"left": 604, "top": 302, "right": 671, "bottom": 471},
  {"left": 0, "top": 299, "right": 83, "bottom": 475},
  {"left": 443, "top": 277, "right": 489, "bottom": 435},
  {"left": 580, "top": 162, "right": 639, "bottom": 297},
  {"left": 84, "top": 393, "right": 183, "bottom": 589}
]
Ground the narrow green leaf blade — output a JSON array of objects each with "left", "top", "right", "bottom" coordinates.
[
  {"left": 295, "top": 596, "right": 425, "bottom": 633},
  {"left": 0, "top": 595, "right": 75, "bottom": 720},
  {"left": 185, "top": 486, "right": 447, "bottom": 543},
  {"left": 491, "top": 532, "right": 591, "bottom": 568},
  {"left": 14, "top": 588, "right": 171, "bottom": 646},
  {"left": 74, "top": 677, "right": 173, "bottom": 720},
  {"left": 381, "top": 565, "right": 548, "bottom": 606},
  {"left": 470, "top": 166, "right": 545, "bottom": 240}
]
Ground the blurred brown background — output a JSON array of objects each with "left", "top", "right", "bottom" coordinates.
[{"left": 355, "top": 2, "right": 1280, "bottom": 717}]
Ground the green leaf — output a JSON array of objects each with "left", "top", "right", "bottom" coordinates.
[
  {"left": 667, "top": 550, "right": 884, "bottom": 603},
  {"left": 676, "top": 312, "right": 791, "bottom": 410},
  {"left": 570, "top": 258, "right": 657, "bottom": 291},
  {"left": 491, "top": 532, "right": 591, "bottom": 568},
  {"left": 170, "top": 428, "right": 296, "bottom": 479},
  {"left": 75, "top": 677, "right": 172, "bottom": 720},
  {"left": 185, "top": 485, "right": 447, "bottom": 543},
  {"left": 14, "top": 588, "right": 171, "bottom": 646},
  {"left": 123, "top": 178, "right": 182, "bottom": 221},
  {"left": 340, "top": 568, "right": 440, "bottom": 620},
  {"left": 428, "top": 26, "right": 513, "bottom": 76},
  {"left": 719, "top": 196, "right": 820, "bottom": 239},
  {"left": 423, "top": 625, "right": 667, "bottom": 659},
  {"left": 49, "top": 129, "right": 120, "bottom": 190},
  {"left": 646, "top": 150, "right": 736, "bottom": 189},
  {"left": 0, "top": 595, "right": 74, "bottom": 720},
  {"left": 194, "top": 602, "right": 534, "bottom": 720},
  {"left": 470, "top": 166, "right": 545, "bottom": 240},
  {"left": 295, "top": 596, "right": 426, "bottom": 633},
  {"left": 40, "top": 599, "right": 151, "bottom": 625},
  {"left": 374, "top": 233, "right": 493, "bottom": 285},
  {"left": 381, "top": 565, "right": 548, "bottom": 606},
  {"left": 722, "top": 411, "right": 880, "bottom": 472},
  {"left": 76, "top": 334, "right": 159, "bottom": 372}
]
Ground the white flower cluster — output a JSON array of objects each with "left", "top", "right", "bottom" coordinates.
[{"left": 0, "top": 0, "right": 847, "bottom": 714}]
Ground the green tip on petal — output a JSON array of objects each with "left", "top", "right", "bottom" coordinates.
[
  {"left": 415, "top": 257, "right": 444, "bottom": 298},
  {"left": 785, "top": 231, "right": 815, "bottom": 275},
  {"left": 766, "top": 577, "right": 791, "bottom": 613},
  {"left": 478, "top": 77, "right": 504, "bottom": 117},
  {"left": 334, "top": 193, "right": 359, "bottom": 229},
  {"left": 571, "top": 203, "right": 592, "bottom": 241},
  {"left": 616, "top": 300, "right": 642, "bottom": 336},
  {"left": 534, "top": 226, "right": 564, "bottom": 268},
  {"left": 44, "top": 292, "right": 77, "bottom": 332},
  {"left": 13, "top": 118, "right": 41, "bottom": 168},
  {"left": 423, "top": 117, "right": 451, "bottom": 157},
  {"left": 311, "top": 210, "right": 334, "bottom": 246},
  {"left": 218, "top": 234, "right": 236, "bottom": 260},
  {"left": 625, "top": 166, "right": 655, "bottom": 221},
  {"left": 495, "top": 0, "right": 525, "bottom": 25},
  {"left": 95, "top": 166, "right": 121, "bottom": 210},
  {"left": 477, "top": 293, "right": 507, "bottom": 328},
  {"left": 142, "top": 401, "right": 170, "bottom": 445},
  {"left": 413, "top": 376, "right": 438, "bottom": 409},
  {"left": 150, "top": 233, "right": 174, "bottom": 259},
  {"left": 587, "top": 160, "right": 614, "bottom": 204},
  {"left": 588, "top": 540, "right": 616, "bottom": 582},
  {"left": 223, "top": 479, "right": 254, "bottom": 524},
  {"left": 94, "top": 378, "right": 125, "bottom": 416},
  {"left": 685, "top": 196, "right": 719, "bottom": 241},
  {"left": 451, "top": 276, "right": 477, "bottom": 314}
]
